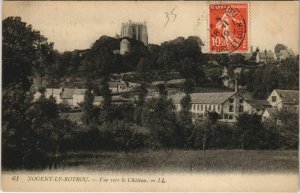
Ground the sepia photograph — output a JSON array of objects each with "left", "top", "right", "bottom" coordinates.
[{"left": 1, "top": 1, "right": 299, "bottom": 192}]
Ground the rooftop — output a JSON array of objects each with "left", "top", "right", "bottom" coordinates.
[
  {"left": 258, "top": 51, "right": 274, "bottom": 59},
  {"left": 73, "top": 89, "right": 87, "bottom": 95},
  {"left": 45, "top": 88, "right": 62, "bottom": 95},
  {"left": 264, "top": 107, "right": 279, "bottom": 117},
  {"left": 166, "top": 79, "right": 186, "bottom": 85},
  {"left": 274, "top": 89, "right": 299, "bottom": 104},
  {"left": 171, "top": 92, "right": 236, "bottom": 104},
  {"left": 61, "top": 88, "right": 74, "bottom": 99},
  {"left": 247, "top": 100, "right": 271, "bottom": 110}
]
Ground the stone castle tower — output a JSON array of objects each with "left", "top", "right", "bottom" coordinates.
[{"left": 120, "top": 20, "right": 148, "bottom": 46}]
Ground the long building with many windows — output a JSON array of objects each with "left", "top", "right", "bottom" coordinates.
[{"left": 170, "top": 91, "right": 268, "bottom": 123}]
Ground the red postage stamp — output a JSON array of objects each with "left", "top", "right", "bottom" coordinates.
[{"left": 209, "top": 3, "right": 248, "bottom": 53}]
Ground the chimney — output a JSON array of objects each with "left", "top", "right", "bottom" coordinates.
[{"left": 235, "top": 78, "right": 238, "bottom": 93}]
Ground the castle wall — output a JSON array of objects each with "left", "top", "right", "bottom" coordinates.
[{"left": 120, "top": 39, "right": 131, "bottom": 55}]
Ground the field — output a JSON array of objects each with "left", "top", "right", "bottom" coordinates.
[{"left": 51, "top": 150, "right": 298, "bottom": 173}]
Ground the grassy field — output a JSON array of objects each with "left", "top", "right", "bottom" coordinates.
[{"left": 52, "top": 150, "right": 298, "bottom": 173}]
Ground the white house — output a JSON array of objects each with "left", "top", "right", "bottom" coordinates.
[
  {"left": 262, "top": 89, "right": 299, "bottom": 122},
  {"left": 267, "top": 89, "right": 299, "bottom": 112},
  {"left": 33, "top": 88, "right": 63, "bottom": 103},
  {"left": 262, "top": 108, "right": 279, "bottom": 122},
  {"left": 256, "top": 50, "right": 275, "bottom": 63},
  {"left": 171, "top": 92, "right": 251, "bottom": 123}
]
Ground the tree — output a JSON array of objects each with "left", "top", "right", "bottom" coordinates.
[
  {"left": 182, "top": 79, "right": 195, "bottom": 93},
  {"left": 147, "top": 44, "right": 161, "bottom": 70},
  {"left": 278, "top": 58, "right": 299, "bottom": 90},
  {"left": 255, "top": 47, "right": 260, "bottom": 53},
  {"left": 101, "top": 79, "right": 112, "bottom": 109},
  {"left": 141, "top": 87, "right": 177, "bottom": 148},
  {"left": 252, "top": 65, "right": 282, "bottom": 99},
  {"left": 156, "top": 36, "right": 206, "bottom": 76},
  {"left": 134, "top": 83, "right": 148, "bottom": 125},
  {"left": 239, "top": 68, "right": 255, "bottom": 91},
  {"left": 193, "top": 112, "right": 219, "bottom": 168},
  {"left": 180, "top": 57, "right": 206, "bottom": 86},
  {"left": 157, "top": 84, "right": 168, "bottom": 99},
  {"left": 81, "top": 88, "right": 98, "bottom": 126},
  {"left": 33, "top": 42, "right": 54, "bottom": 88},
  {"left": 269, "top": 110, "right": 299, "bottom": 149},
  {"left": 2, "top": 17, "right": 57, "bottom": 168},
  {"left": 2, "top": 85, "right": 32, "bottom": 168},
  {"left": 207, "top": 53, "right": 229, "bottom": 67},
  {"left": 25, "top": 96, "right": 75, "bottom": 168},
  {"left": 178, "top": 94, "right": 193, "bottom": 147},
  {"left": 229, "top": 54, "right": 246, "bottom": 66},
  {"left": 80, "top": 36, "right": 120, "bottom": 79},
  {"left": 136, "top": 57, "right": 150, "bottom": 82},
  {"left": 3, "top": 16, "right": 53, "bottom": 90},
  {"left": 236, "top": 113, "right": 266, "bottom": 149},
  {"left": 99, "top": 120, "right": 135, "bottom": 151},
  {"left": 274, "top": 43, "right": 287, "bottom": 53}
]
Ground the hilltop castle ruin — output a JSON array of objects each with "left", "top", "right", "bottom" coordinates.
[{"left": 120, "top": 20, "right": 148, "bottom": 46}]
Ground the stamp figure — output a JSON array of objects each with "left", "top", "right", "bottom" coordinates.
[{"left": 209, "top": 3, "right": 248, "bottom": 53}]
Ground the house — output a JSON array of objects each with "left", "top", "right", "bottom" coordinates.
[
  {"left": 246, "top": 100, "right": 272, "bottom": 115},
  {"left": 93, "top": 96, "right": 104, "bottom": 106},
  {"left": 48, "top": 88, "right": 63, "bottom": 104},
  {"left": 262, "top": 108, "right": 279, "bottom": 122},
  {"left": 33, "top": 88, "right": 63, "bottom": 103},
  {"left": 262, "top": 89, "right": 299, "bottom": 122},
  {"left": 112, "top": 95, "right": 132, "bottom": 105},
  {"left": 166, "top": 79, "right": 186, "bottom": 86},
  {"left": 220, "top": 67, "right": 235, "bottom": 89},
  {"left": 256, "top": 50, "right": 275, "bottom": 63},
  {"left": 127, "top": 82, "right": 140, "bottom": 89},
  {"left": 73, "top": 89, "right": 87, "bottom": 107},
  {"left": 267, "top": 89, "right": 299, "bottom": 112},
  {"left": 61, "top": 88, "right": 74, "bottom": 106},
  {"left": 170, "top": 91, "right": 251, "bottom": 123},
  {"left": 93, "top": 95, "right": 131, "bottom": 106},
  {"left": 146, "top": 92, "right": 160, "bottom": 100},
  {"left": 275, "top": 48, "right": 295, "bottom": 61},
  {"left": 151, "top": 81, "right": 165, "bottom": 86},
  {"left": 167, "top": 88, "right": 181, "bottom": 96},
  {"left": 109, "top": 81, "right": 128, "bottom": 93}
]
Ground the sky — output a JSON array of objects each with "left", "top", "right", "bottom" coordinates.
[{"left": 3, "top": 1, "right": 299, "bottom": 53}]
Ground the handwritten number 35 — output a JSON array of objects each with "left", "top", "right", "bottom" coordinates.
[{"left": 165, "top": 7, "right": 177, "bottom": 27}]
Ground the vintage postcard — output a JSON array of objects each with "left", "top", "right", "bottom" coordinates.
[{"left": 1, "top": 1, "right": 299, "bottom": 192}]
